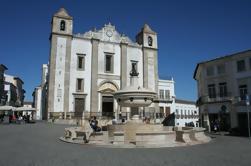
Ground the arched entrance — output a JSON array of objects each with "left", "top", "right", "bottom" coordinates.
[{"left": 98, "top": 81, "right": 118, "bottom": 118}]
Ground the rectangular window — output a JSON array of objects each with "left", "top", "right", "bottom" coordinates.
[
  {"left": 208, "top": 84, "right": 216, "bottom": 98},
  {"left": 159, "top": 107, "right": 164, "bottom": 114},
  {"left": 217, "top": 64, "right": 225, "bottom": 74},
  {"left": 131, "top": 61, "right": 138, "bottom": 75},
  {"left": 159, "top": 90, "right": 164, "bottom": 99},
  {"left": 239, "top": 85, "right": 247, "bottom": 100},
  {"left": 76, "top": 78, "right": 84, "bottom": 92},
  {"left": 206, "top": 66, "right": 214, "bottom": 76},
  {"left": 237, "top": 60, "right": 246, "bottom": 72},
  {"left": 105, "top": 54, "right": 113, "bottom": 73},
  {"left": 219, "top": 82, "right": 228, "bottom": 97},
  {"left": 77, "top": 54, "right": 85, "bottom": 70},
  {"left": 165, "top": 90, "right": 170, "bottom": 99},
  {"left": 175, "top": 109, "right": 179, "bottom": 119}
]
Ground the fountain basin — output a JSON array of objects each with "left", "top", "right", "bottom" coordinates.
[
  {"left": 60, "top": 123, "right": 211, "bottom": 148},
  {"left": 114, "top": 88, "right": 157, "bottom": 107}
]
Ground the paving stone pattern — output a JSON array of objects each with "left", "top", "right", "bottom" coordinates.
[{"left": 0, "top": 122, "right": 251, "bottom": 166}]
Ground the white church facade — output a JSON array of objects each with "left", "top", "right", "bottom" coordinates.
[
  {"left": 41, "top": 8, "right": 198, "bottom": 126},
  {"left": 47, "top": 8, "right": 159, "bottom": 120}
]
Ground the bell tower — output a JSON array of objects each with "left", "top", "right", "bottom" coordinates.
[
  {"left": 51, "top": 8, "right": 73, "bottom": 36},
  {"left": 136, "top": 24, "right": 158, "bottom": 49},
  {"left": 136, "top": 24, "right": 158, "bottom": 91},
  {"left": 47, "top": 8, "right": 73, "bottom": 118},
  {"left": 136, "top": 24, "right": 159, "bottom": 116}
]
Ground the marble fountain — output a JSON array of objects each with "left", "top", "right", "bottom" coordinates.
[{"left": 60, "top": 69, "right": 211, "bottom": 148}]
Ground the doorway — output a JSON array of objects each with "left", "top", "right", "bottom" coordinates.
[
  {"left": 131, "top": 107, "right": 139, "bottom": 117},
  {"left": 74, "top": 98, "right": 85, "bottom": 117},
  {"left": 102, "top": 96, "right": 113, "bottom": 117}
]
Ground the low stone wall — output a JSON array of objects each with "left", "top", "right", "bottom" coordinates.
[
  {"left": 176, "top": 130, "right": 192, "bottom": 143},
  {"left": 175, "top": 127, "right": 211, "bottom": 143},
  {"left": 136, "top": 131, "right": 174, "bottom": 146},
  {"left": 61, "top": 126, "right": 211, "bottom": 148},
  {"left": 113, "top": 131, "right": 124, "bottom": 144},
  {"left": 64, "top": 127, "right": 84, "bottom": 140},
  {"left": 89, "top": 132, "right": 108, "bottom": 144}
]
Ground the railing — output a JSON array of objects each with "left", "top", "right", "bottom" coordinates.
[
  {"left": 82, "top": 112, "right": 114, "bottom": 119},
  {"left": 197, "top": 93, "right": 232, "bottom": 105},
  {"left": 197, "top": 93, "right": 251, "bottom": 106},
  {"left": 175, "top": 114, "right": 199, "bottom": 119},
  {"left": 155, "top": 96, "right": 174, "bottom": 103},
  {"left": 232, "top": 95, "right": 251, "bottom": 106},
  {"left": 50, "top": 111, "right": 168, "bottom": 120}
]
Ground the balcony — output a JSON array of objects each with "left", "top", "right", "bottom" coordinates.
[
  {"left": 155, "top": 96, "right": 175, "bottom": 103},
  {"left": 197, "top": 93, "right": 232, "bottom": 105},
  {"left": 197, "top": 93, "right": 251, "bottom": 106},
  {"left": 232, "top": 95, "right": 251, "bottom": 106}
]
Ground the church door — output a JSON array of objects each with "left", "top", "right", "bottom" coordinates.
[
  {"left": 74, "top": 98, "right": 85, "bottom": 117},
  {"left": 102, "top": 96, "right": 113, "bottom": 117}
]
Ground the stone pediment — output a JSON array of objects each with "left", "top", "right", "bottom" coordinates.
[
  {"left": 98, "top": 82, "right": 118, "bottom": 93},
  {"left": 75, "top": 23, "right": 140, "bottom": 47}
]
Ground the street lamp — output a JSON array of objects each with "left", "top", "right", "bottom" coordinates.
[{"left": 246, "top": 94, "right": 250, "bottom": 138}]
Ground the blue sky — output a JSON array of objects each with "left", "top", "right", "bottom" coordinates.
[{"left": 1, "top": 0, "right": 251, "bottom": 101}]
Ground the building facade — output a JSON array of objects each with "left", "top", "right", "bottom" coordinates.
[
  {"left": 0, "top": 64, "right": 8, "bottom": 105},
  {"left": 156, "top": 79, "right": 199, "bottom": 126},
  {"left": 175, "top": 99, "right": 199, "bottom": 127},
  {"left": 44, "top": 8, "right": 199, "bottom": 126},
  {"left": 33, "top": 64, "right": 48, "bottom": 120},
  {"left": 157, "top": 78, "right": 175, "bottom": 117},
  {"left": 47, "top": 8, "right": 158, "bottom": 120},
  {"left": 4, "top": 74, "right": 25, "bottom": 107},
  {"left": 194, "top": 50, "right": 251, "bottom": 133}
]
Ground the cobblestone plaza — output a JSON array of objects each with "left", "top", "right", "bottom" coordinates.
[{"left": 0, "top": 122, "right": 251, "bottom": 166}]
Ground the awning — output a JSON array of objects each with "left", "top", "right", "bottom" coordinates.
[
  {"left": 0, "top": 106, "right": 14, "bottom": 111},
  {"left": 13, "top": 107, "right": 36, "bottom": 112}
]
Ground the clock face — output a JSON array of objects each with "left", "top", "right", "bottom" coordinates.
[{"left": 106, "top": 30, "right": 113, "bottom": 37}]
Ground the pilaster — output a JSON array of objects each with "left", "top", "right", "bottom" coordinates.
[
  {"left": 47, "top": 35, "right": 57, "bottom": 115},
  {"left": 90, "top": 38, "right": 100, "bottom": 113},
  {"left": 63, "top": 36, "right": 72, "bottom": 118}
]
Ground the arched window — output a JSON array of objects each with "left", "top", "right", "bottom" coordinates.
[
  {"left": 60, "top": 20, "right": 66, "bottom": 31},
  {"left": 148, "top": 36, "right": 153, "bottom": 46}
]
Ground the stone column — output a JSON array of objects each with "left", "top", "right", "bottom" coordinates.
[
  {"left": 90, "top": 38, "right": 99, "bottom": 113},
  {"left": 47, "top": 35, "right": 57, "bottom": 117},
  {"left": 120, "top": 42, "right": 128, "bottom": 118},
  {"left": 120, "top": 42, "right": 128, "bottom": 89},
  {"left": 143, "top": 49, "right": 149, "bottom": 88}
]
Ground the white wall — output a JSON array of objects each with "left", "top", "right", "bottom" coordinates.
[
  {"left": 127, "top": 46, "right": 143, "bottom": 87},
  {"left": 175, "top": 102, "right": 199, "bottom": 127},
  {"left": 69, "top": 38, "right": 92, "bottom": 112},
  {"left": 98, "top": 42, "right": 121, "bottom": 76},
  {"left": 158, "top": 79, "right": 176, "bottom": 115},
  {"left": 158, "top": 79, "right": 175, "bottom": 97},
  {"left": 35, "top": 87, "right": 42, "bottom": 120},
  {"left": 147, "top": 52, "right": 155, "bottom": 91},
  {"left": 53, "top": 37, "right": 66, "bottom": 113},
  {"left": 4, "top": 74, "right": 14, "bottom": 84}
]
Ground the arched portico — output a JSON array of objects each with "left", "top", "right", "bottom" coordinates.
[{"left": 98, "top": 81, "right": 119, "bottom": 118}]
